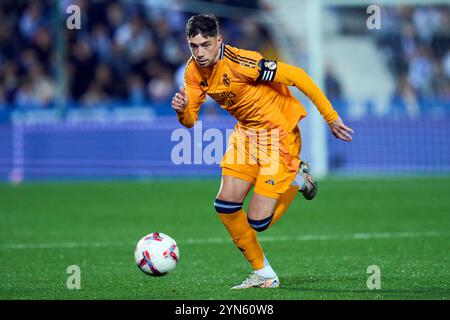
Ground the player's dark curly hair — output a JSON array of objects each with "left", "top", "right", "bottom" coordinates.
[{"left": 185, "top": 14, "right": 220, "bottom": 38}]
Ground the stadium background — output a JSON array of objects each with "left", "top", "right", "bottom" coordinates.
[{"left": 0, "top": 0, "right": 448, "bottom": 300}]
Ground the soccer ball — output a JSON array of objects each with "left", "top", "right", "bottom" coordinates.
[{"left": 134, "top": 232, "right": 180, "bottom": 276}]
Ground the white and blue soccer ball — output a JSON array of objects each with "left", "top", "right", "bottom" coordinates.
[{"left": 134, "top": 232, "right": 180, "bottom": 276}]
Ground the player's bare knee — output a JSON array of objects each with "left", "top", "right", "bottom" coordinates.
[
  {"left": 216, "top": 189, "right": 246, "bottom": 204},
  {"left": 247, "top": 193, "right": 277, "bottom": 220},
  {"left": 217, "top": 176, "right": 252, "bottom": 204}
]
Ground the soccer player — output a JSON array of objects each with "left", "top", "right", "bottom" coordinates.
[{"left": 171, "top": 15, "right": 353, "bottom": 289}]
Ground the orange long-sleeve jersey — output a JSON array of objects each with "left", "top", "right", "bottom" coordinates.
[{"left": 178, "top": 44, "right": 338, "bottom": 133}]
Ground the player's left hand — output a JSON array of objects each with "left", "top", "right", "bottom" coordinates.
[{"left": 329, "top": 116, "right": 354, "bottom": 141}]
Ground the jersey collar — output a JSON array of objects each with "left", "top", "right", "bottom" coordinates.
[{"left": 219, "top": 43, "right": 225, "bottom": 61}]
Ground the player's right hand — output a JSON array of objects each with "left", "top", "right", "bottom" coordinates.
[
  {"left": 171, "top": 86, "right": 189, "bottom": 115},
  {"left": 329, "top": 116, "right": 354, "bottom": 141}
]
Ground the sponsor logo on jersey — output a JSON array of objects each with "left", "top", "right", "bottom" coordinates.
[{"left": 209, "top": 91, "right": 237, "bottom": 106}]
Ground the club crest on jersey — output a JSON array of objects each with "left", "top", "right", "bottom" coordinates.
[{"left": 223, "top": 73, "right": 231, "bottom": 87}]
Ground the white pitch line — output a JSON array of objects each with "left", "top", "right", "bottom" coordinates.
[{"left": 0, "top": 231, "right": 446, "bottom": 250}]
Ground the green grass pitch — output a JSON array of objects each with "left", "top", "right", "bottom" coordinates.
[{"left": 0, "top": 177, "right": 449, "bottom": 300}]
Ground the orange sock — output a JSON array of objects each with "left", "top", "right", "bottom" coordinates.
[
  {"left": 218, "top": 209, "right": 265, "bottom": 270},
  {"left": 269, "top": 185, "right": 299, "bottom": 227}
]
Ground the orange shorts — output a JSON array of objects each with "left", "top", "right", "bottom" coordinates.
[{"left": 220, "top": 125, "right": 301, "bottom": 199}]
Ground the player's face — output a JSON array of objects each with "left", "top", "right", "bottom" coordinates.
[{"left": 188, "top": 34, "right": 222, "bottom": 68}]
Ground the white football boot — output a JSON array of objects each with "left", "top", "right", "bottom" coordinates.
[
  {"left": 231, "top": 272, "right": 280, "bottom": 289},
  {"left": 293, "top": 161, "right": 317, "bottom": 200}
]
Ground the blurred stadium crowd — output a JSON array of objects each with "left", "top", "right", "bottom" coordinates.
[
  {"left": 0, "top": 0, "right": 448, "bottom": 117},
  {"left": 338, "top": 5, "right": 450, "bottom": 117},
  {"left": 0, "top": 0, "right": 276, "bottom": 113},
  {"left": 379, "top": 6, "right": 450, "bottom": 101}
]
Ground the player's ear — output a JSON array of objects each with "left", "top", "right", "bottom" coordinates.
[{"left": 217, "top": 34, "right": 223, "bottom": 45}]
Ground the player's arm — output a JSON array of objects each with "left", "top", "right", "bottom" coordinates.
[
  {"left": 172, "top": 69, "right": 206, "bottom": 128},
  {"left": 258, "top": 59, "right": 354, "bottom": 141}
]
